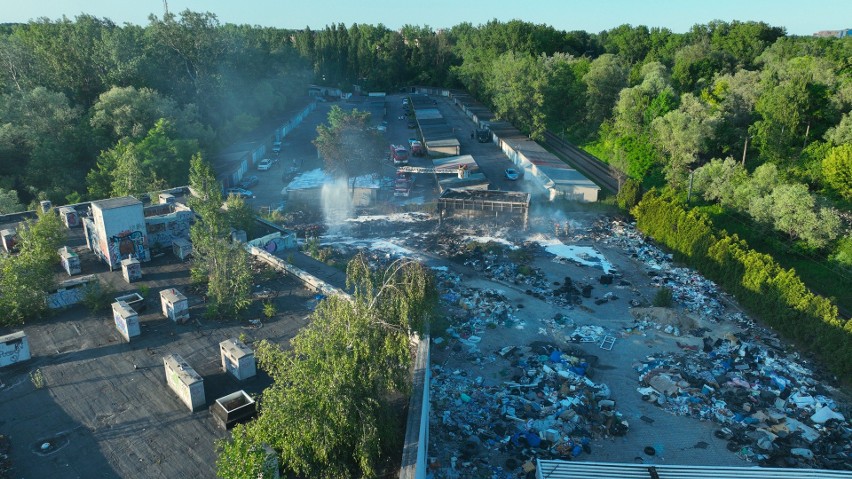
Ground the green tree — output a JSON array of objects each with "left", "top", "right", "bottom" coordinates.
[
  {"left": 651, "top": 93, "right": 720, "bottom": 188},
  {"left": 692, "top": 157, "right": 749, "bottom": 207},
  {"left": 616, "top": 178, "right": 642, "bottom": 210},
  {"left": 216, "top": 255, "right": 437, "bottom": 478},
  {"left": 583, "top": 53, "right": 628, "bottom": 129},
  {"left": 822, "top": 144, "right": 852, "bottom": 200},
  {"left": 313, "top": 106, "right": 384, "bottom": 179},
  {"left": 0, "top": 86, "right": 85, "bottom": 203},
  {"left": 224, "top": 193, "right": 256, "bottom": 238},
  {"left": 89, "top": 85, "right": 212, "bottom": 149},
  {"left": 187, "top": 154, "right": 251, "bottom": 317},
  {"left": 0, "top": 208, "right": 65, "bottom": 324},
  {"left": 0, "top": 188, "right": 23, "bottom": 214}
]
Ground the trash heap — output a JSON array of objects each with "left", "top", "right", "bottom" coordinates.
[
  {"left": 636, "top": 333, "right": 851, "bottom": 469},
  {"left": 430, "top": 344, "right": 629, "bottom": 478},
  {"left": 602, "top": 221, "right": 726, "bottom": 321},
  {"left": 435, "top": 270, "right": 523, "bottom": 337}
]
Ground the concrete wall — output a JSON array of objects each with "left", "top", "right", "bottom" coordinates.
[
  {"left": 92, "top": 202, "right": 149, "bottom": 268},
  {"left": 145, "top": 207, "right": 193, "bottom": 249}
]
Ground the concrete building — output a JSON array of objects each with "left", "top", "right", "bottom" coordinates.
[
  {"left": 84, "top": 197, "right": 150, "bottom": 269},
  {"left": 163, "top": 354, "right": 206, "bottom": 412}
]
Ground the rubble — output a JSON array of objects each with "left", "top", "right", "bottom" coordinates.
[
  {"left": 430, "top": 342, "right": 628, "bottom": 478},
  {"left": 636, "top": 333, "right": 852, "bottom": 469}
]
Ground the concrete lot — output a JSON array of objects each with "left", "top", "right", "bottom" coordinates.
[{"left": 0, "top": 236, "right": 313, "bottom": 478}]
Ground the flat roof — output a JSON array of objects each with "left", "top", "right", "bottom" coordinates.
[
  {"left": 92, "top": 196, "right": 142, "bottom": 211},
  {"left": 160, "top": 288, "right": 187, "bottom": 303},
  {"left": 0, "top": 249, "right": 313, "bottom": 478},
  {"left": 440, "top": 188, "right": 531, "bottom": 205},
  {"left": 219, "top": 338, "right": 253, "bottom": 360}
]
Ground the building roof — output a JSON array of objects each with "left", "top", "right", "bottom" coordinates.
[
  {"left": 92, "top": 196, "right": 142, "bottom": 211},
  {"left": 163, "top": 353, "right": 203, "bottom": 385},
  {"left": 160, "top": 288, "right": 187, "bottom": 303},
  {"left": 535, "top": 460, "right": 852, "bottom": 479}
]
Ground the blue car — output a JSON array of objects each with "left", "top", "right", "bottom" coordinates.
[{"left": 505, "top": 168, "right": 520, "bottom": 180}]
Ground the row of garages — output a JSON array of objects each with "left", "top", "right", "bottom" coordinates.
[
  {"left": 408, "top": 94, "right": 461, "bottom": 157},
  {"left": 415, "top": 87, "right": 600, "bottom": 202}
]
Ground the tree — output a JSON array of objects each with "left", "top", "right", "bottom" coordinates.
[
  {"left": 0, "top": 86, "right": 85, "bottom": 203},
  {"left": 89, "top": 85, "right": 212, "bottom": 149},
  {"left": 313, "top": 106, "right": 384, "bottom": 179},
  {"left": 748, "top": 183, "right": 840, "bottom": 248},
  {"left": 217, "top": 255, "right": 437, "bottom": 478},
  {"left": 824, "top": 112, "right": 852, "bottom": 146},
  {"left": 0, "top": 207, "right": 65, "bottom": 324},
  {"left": 822, "top": 144, "right": 852, "bottom": 200},
  {"left": 583, "top": 53, "right": 628, "bottom": 129},
  {"left": 652, "top": 93, "right": 720, "bottom": 188},
  {"left": 692, "top": 157, "right": 749, "bottom": 207},
  {"left": 187, "top": 154, "right": 251, "bottom": 317},
  {"left": 87, "top": 119, "right": 199, "bottom": 199},
  {"left": 224, "top": 194, "right": 256, "bottom": 238},
  {"left": 487, "top": 52, "right": 545, "bottom": 139},
  {"left": 0, "top": 188, "right": 23, "bottom": 214}
]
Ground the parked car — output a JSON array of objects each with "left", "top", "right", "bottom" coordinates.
[
  {"left": 239, "top": 175, "right": 258, "bottom": 189},
  {"left": 272, "top": 141, "right": 282, "bottom": 154},
  {"left": 225, "top": 187, "right": 254, "bottom": 198},
  {"left": 504, "top": 168, "right": 520, "bottom": 180},
  {"left": 257, "top": 159, "right": 273, "bottom": 171}
]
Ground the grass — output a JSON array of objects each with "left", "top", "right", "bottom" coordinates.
[{"left": 698, "top": 206, "right": 852, "bottom": 314}]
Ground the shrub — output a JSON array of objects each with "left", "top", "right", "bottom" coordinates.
[{"left": 652, "top": 287, "right": 673, "bottom": 307}]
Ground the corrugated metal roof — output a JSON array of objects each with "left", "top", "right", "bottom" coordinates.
[{"left": 536, "top": 460, "right": 852, "bottom": 479}]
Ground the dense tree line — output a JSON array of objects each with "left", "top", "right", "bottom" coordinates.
[
  {"left": 0, "top": 12, "right": 310, "bottom": 206},
  {"left": 1, "top": 13, "right": 849, "bottom": 305},
  {"left": 632, "top": 190, "right": 851, "bottom": 378}
]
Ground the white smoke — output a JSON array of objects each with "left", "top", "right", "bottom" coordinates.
[{"left": 320, "top": 176, "right": 354, "bottom": 234}]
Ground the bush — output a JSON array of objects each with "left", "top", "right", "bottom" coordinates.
[
  {"left": 652, "top": 287, "right": 673, "bottom": 307},
  {"left": 616, "top": 178, "right": 642, "bottom": 211},
  {"left": 82, "top": 281, "right": 116, "bottom": 313}
]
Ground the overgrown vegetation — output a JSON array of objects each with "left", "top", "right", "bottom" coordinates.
[
  {"left": 216, "top": 254, "right": 437, "bottom": 478},
  {"left": 188, "top": 155, "right": 252, "bottom": 318},
  {"left": 632, "top": 190, "right": 851, "bottom": 378},
  {"left": 0, "top": 208, "right": 65, "bottom": 325}
]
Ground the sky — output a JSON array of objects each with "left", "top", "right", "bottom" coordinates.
[{"left": 2, "top": 0, "right": 851, "bottom": 36}]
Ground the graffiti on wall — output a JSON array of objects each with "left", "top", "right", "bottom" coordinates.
[
  {"left": 109, "top": 230, "right": 148, "bottom": 264},
  {"left": 145, "top": 211, "right": 192, "bottom": 249}
]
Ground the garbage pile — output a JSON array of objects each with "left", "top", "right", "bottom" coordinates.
[
  {"left": 430, "top": 343, "right": 629, "bottom": 478},
  {"left": 600, "top": 220, "right": 726, "bottom": 321},
  {"left": 636, "top": 333, "right": 851, "bottom": 469}
]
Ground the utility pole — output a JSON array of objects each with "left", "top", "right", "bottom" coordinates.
[
  {"left": 741, "top": 135, "right": 749, "bottom": 167},
  {"left": 163, "top": 0, "right": 169, "bottom": 16}
]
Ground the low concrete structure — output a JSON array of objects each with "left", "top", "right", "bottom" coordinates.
[
  {"left": 47, "top": 275, "right": 97, "bottom": 309},
  {"left": 0, "top": 331, "right": 31, "bottom": 367},
  {"left": 59, "top": 246, "right": 81, "bottom": 276},
  {"left": 112, "top": 300, "right": 140, "bottom": 342},
  {"left": 160, "top": 288, "right": 189, "bottom": 322},
  {"left": 163, "top": 354, "right": 206, "bottom": 412},
  {"left": 171, "top": 237, "right": 192, "bottom": 261},
  {"left": 58, "top": 206, "right": 80, "bottom": 228},
  {"left": 220, "top": 338, "right": 256, "bottom": 381},
  {"left": 211, "top": 390, "right": 256, "bottom": 429},
  {"left": 121, "top": 257, "right": 142, "bottom": 283}
]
